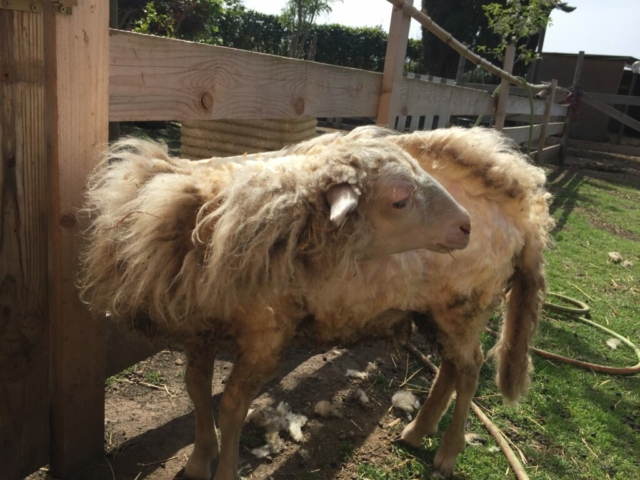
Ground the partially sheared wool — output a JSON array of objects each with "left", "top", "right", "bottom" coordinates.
[
  {"left": 246, "top": 402, "right": 308, "bottom": 458},
  {"left": 392, "top": 391, "right": 420, "bottom": 413},
  {"left": 313, "top": 400, "right": 344, "bottom": 418}
]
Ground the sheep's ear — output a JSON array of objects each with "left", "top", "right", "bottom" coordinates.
[{"left": 326, "top": 183, "right": 360, "bottom": 227}]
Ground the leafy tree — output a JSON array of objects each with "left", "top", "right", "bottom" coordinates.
[
  {"left": 419, "top": 0, "right": 502, "bottom": 78},
  {"left": 481, "top": 0, "right": 575, "bottom": 65},
  {"left": 117, "top": 0, "right": 239, "bottom": 43},
  {"left": 115, "top": 0, "right": 421, "bottom": 72},
  {"left": 218, "top": 8, "right": 287, "bottom": 55},
  {"left": 279, "top": 0, "right": 341, "bottom": 58},
  {"left": 419, "top": 0, "right": 573, "bottom": 79}
]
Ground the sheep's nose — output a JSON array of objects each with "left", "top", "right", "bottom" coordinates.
[{"left": 460, "top": 220, "right": 471, "bottom": 236}]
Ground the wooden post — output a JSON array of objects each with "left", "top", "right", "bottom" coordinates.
[
  {"left": 43, "top": 0, "right": 109, "bottom": 476},
  {"left": 405, "top": 73, "right": 421, "bottom": 131},
  {"left": 616, "top": 71, "right": 638, "bottom": 144},
  {"left": 559, "top": 50, "right": 585, "bottom": 164},
  {"left": 455, "top": 54, "right": 466, "bottom": 84},
  {"left": 0, "top": 8, "right": 50, "bottom": 478},
  {"left": 494, "top": 44, "right": 516, "bottom": 131},
  {"left": 108, "top": 0, "right": 120, "bottom": 141},
  {"left": 535, "top": 79, "right": 558, "bottom": 163},
  {"left": 377, "top": 0, "right": 413, "bottom": 127}
]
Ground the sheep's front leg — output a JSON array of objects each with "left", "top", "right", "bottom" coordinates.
[
  {"left": 432, "top": 343, "right": 483, "bottom": 478},
  {"left": 400, "top": 356, "right": 457, "bottom": 446},
  {"left": 214, "top": 355, "right": 279, "bottom": 480},
  {"left": 184, "top": 343, "right": 219, "bottom": 480}
]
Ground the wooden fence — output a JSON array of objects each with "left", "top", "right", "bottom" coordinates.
[{"left": 0, "top": 2, "right": 569, "bottom": 478}]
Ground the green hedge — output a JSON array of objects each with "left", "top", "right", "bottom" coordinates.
[{"left": 127, "top": 2, "right": 421, "bottom": 73}]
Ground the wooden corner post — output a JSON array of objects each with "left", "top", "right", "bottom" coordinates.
[
  {"left": 494, "top": 44, "right": 516, "bottom": 131},
  {"left": 377, "top": 0, "right": 413, "bottom": 128},
  {"left": 535, "top": 79, "right": 558, "bottom": 164},
  {"left": 43, "top": 0, "right": 109, "bottom": 476},
  {"left": 559, "top": 50, "right": 584, "bottom": 164},
  {"left": 0, "top": 7, "right": 49, "bottom": 478}
]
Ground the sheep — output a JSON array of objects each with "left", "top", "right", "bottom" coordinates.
[
  {"left": 79, "top": 135, "right": 472, "bottom": 480},
  {"left": 279, "top": 125, "right": 553, "bottom": 477}
]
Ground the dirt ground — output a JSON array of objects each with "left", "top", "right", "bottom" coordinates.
[
  {"left": 26, "top": 142, "right": 640, "bottom": 480},
  {"left": 30, "top": 338, "right": 437, "bottom": 480}
]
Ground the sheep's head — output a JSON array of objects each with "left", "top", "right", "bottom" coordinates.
[{"left": 322, "top": 141, "right": 470, "bottom": 260}]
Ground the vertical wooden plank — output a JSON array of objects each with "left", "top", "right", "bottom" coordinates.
[
  {"left": 0, "top": 8, "right": 49, "bottom": 478},
  {"left": 422, "top": 75, "right": 435, "bottom": 131},
  {"left": 376, "top": 0, "right": 412, "bottom": 127},
  {"left": 535, "top": 79, "right": 558, "bottom": 164},
  {"left": 436, "top": 78, "right": 455, "bottom": 128},
  {"left": 397, "top": 71, "right": 415, "bottom": 132},
  {"left": 108, "top": 0, "right": 120, "bottom": 142},
  {"left": 616, "top": 71, "right": 638, "bottom": 144},
  {"left": 559, "top": 51, "right": 585, "bottom": 164},
  {"left": 406, "top": 74, "right": 420, "bottom": 132},
  {"left": 43, "top": 0, "right": 109, "bottom": 475},
  {"left": 455, "top": 54, "right": 466, "bottom": 84},
  {"left": 494, "top": 44, "right": 516, "bottom": 131}
]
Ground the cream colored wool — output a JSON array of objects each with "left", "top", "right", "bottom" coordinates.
[{"left": 79, "top": 126, "right": 552, "bottom": 480}]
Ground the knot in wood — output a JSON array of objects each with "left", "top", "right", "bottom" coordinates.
[
  {"left": 201, "top": 92, "right": 214, "bottom": 110},
  {"left": 294, "top": 98, "right": 305, "bottom": 115}
]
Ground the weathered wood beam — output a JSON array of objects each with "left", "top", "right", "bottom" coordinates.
[
  {"left": 44, "top": 0, "right": 109, "bottom": 475},
  {"left": 108, "top": 30, "right": 497, "bottom": 122},
  {"left": 582, "top": 92, "right": 640, "bottom": 134},
  {"left": 503, "top": 122, "right": 564, "bottom": 145},
  {"left": 377, "top": 0, "right": 412, "bottom": 128},
  {"left": 536, "top": 79, "right": 558, "bottom": 163},
  {"left": 0, "top": 7, "right": 49, "bottom": 478}
]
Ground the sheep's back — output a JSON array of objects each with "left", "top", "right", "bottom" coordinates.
[{"left": 79, "top": 140, "right": 231, "bottom": 334}]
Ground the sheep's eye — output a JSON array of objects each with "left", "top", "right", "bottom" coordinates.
[{"left": 392, "top": 197, "right": 409, "bottom": 209}]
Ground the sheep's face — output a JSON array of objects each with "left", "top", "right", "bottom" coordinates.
[{"left": 358, "top": 157, "right": 471, "bottom": 259}]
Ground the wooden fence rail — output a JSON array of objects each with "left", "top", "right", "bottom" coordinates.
[{"left": 109, "top": 30, "right": 566, "bottom": 123}]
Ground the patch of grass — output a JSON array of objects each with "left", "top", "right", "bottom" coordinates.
[
  {"left": 340, "top": 441, "right": 356, "bottom": 462},
  {"left": 352, "top": 164, "right": 640, "bottom": 479},
  {"left": 473, "top": 166, "right": 640, "bottom": 479},
  {"left": 370, "top": 372, "right": 393, "bottom": 392},
  {"left": 105, "top": 366, "right": 136, "bottom": 387},
  {"left": 143, "top": 370, "right": 165, "bottom": 385}
]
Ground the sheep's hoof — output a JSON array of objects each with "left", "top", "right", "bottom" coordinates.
[
  {"left": 432, "top": 446, "right": 456, "bottom": 479},
  {"left": 183, "top": 458, "right": 212, "bottom": 480},
  {"left": 398, "top": 421, "right": 428, "bottom": 448}
]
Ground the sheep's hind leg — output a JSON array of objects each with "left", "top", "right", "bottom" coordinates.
[
  {"left": 184, "top": 343, "right": 219, "bottom": 480},
  {"left": 214, "top": 354, "right": 279, "bottom": 480},
  {"left": 400, "top": 356, "right": 456, "bottom": 446},
  {"left": 432, "top": 342, "right": 483, "bottom": 478}
]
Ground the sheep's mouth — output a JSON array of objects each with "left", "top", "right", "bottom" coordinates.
[{"left": 433, "top": 239, "right": 468, "bottom": 253}]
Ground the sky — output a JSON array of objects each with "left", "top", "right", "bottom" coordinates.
[{"left": 241, "top": 0, "right": 640, "bottom": 61}]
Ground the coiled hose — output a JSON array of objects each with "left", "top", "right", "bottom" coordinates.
[
  {"left": 485, "top": 292, "right": 640, "bottom": 375},
  {"left": 404, "top": 293, "right": 639, "bottom": 480}
]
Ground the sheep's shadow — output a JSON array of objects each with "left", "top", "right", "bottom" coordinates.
[
  {"left": 73, "top": 340, "right": 423, "bottom": 480},
  {"left": 546, "top": 167, "right": 587, "bottom": 235}
]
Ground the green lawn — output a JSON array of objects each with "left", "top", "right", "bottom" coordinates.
[{"left": 356, "top": 162, "right": 640, "bottom": 479}]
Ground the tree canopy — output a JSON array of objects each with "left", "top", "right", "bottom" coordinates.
[
  {"left": 419, "top": 0, "right": 574, "bottom": 79},
  {"left": 115, "top": 0, "right": 422, "bottom": 72}
]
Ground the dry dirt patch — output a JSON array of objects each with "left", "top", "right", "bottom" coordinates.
[{"left": 30, "top": 340, "right": 436, "bottom": 480}]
